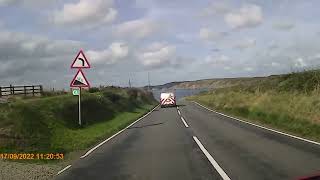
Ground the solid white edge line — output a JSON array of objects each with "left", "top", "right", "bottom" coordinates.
[
  {"left": 178, "top": 110, "right": 181, "bottom": 115},
  {"left": 193, "top": 101, "right": 320, "bottom": 146},
  {"left": 57, "top": 165, "right": 72, "bottom": 175},
  {"left": 80, "top": 104, "right": 160, "bottom": 159},
  {"left": 193, "top": 136, "right": 231, "bottom": 180},
  {"left": 180, "top": 116, "right": 189, "bottom": 128}
]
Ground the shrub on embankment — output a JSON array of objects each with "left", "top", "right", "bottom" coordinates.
[
  {"left": 187, "top": 70, "right": 320, "bottom": 141},
  {"left": 0, "top": 87, "right": 156, "bottom": 153}
]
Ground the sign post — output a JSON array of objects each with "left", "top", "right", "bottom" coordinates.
[
  {"left": 70, "top": 50, "right": 91, "bottom": 126},
  {"left": 78, "top": 88, "right": 81, "bottom": 126}
]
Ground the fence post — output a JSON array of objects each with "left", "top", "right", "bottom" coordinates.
[
  {"left": 24, "top": 86, "right": 27, "bottom": 96},
  {"left": 32, "top": 86, "right": 35, "bottom": 96},
  {"left": 40, "top": 85, "right": 43, "bottom": 95},
  {"left": 10, "top": 84, "right": 13, "bottom": 95},
  {"left": 0, "top": 87, "right": 2, "bottom": 97}
]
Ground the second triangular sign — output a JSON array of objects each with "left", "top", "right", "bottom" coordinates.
[{"left": 70, "top": 69, "right": 90, "bottom": 87}]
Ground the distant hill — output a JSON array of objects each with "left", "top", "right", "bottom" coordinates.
[
  {"left": 143, "top": 81, "right": 188, "bottom": 90},
  {"left": 146, "top": 76, "right": 271, "bottom": 90},
  {"left": 148, "top": 69, "right": 320, "bottom": 93}
]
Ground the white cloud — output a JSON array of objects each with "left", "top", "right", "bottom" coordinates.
[
  {"left": 52, "top": 0, "right": 117, "bottom": 27},
  {"left": 199, "top": 27, "right": 227, "bottom": 42},
  {"left": 244, "top": 67, "right": 253, "bottom": 71},
  {"left": 271, "top": 62, "right": 280, "bottom": 67},
  {"left": 137, "top": 42, "right": 176, "bottom": 69},
  {"left": 0, "top": 30, "right": 83, "bottom": 82},
  {"left": 268, "top": 41, "right": 279, "bottom": 50},
  {"left": 87, "top": 42, "right": 129, "bottom": 65},
  {"left": 225, "top": 4, "right": 263, "bottom": 29},
  {"left": 0, "top": 0, "right": 58, "bottom": 9},
  {"left": 0, "top": 0, "right": 54, "bottom": 6},
  {"left": 202, "top": 55, "right": 234, "bottom": 72},
  {"left": 0, "top": 0, "right": 14, "bottom": 5},
  {"left": 0, "top": 30, "right": 81, "bottom": 60},
  {"left": 114, "top": 19, "right": 160, "bottom": 40},
  {"left": 273, "top": 22, "right": 295, "bottom": 31},
  {"left": 176, "top": 33, "right": 195, "bottom": 43},
  {"left": 204, "top": 55, "right": 230, "bottom": 65},
  {"left": 201, "top": 2, "right": 231, "bottom": 16},
  {"left": 233, "top": 38, "right": 256, "bottom": 50},
  {"left": 294, "top": 57, "right": 307, "bottom": 68}
]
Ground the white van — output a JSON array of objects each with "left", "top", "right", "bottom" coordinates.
[{"left": 160, "top": 92, "right": 176, "bottom": 108}]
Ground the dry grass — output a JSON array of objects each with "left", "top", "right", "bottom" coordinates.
[{"left": 187, "top": 70, "right": 320, "bottom": 141}]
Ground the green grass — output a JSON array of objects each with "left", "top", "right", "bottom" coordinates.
[
  {"left": 0, "top": 87, "right": 157, "bottom": 156},
  {"left": 51, "top": 104, "right": 154, "bottom": 152},
  {"left": 187, "top": 69, "right": 320, "bottom": 142}
]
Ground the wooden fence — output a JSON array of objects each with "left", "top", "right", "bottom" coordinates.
[{"left": 0, "top": 85, "right": 43, "bottom": 97}]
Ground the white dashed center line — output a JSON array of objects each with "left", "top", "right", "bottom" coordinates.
[{"left": 180, "top": 116, "right": 189, "bottom": 128}]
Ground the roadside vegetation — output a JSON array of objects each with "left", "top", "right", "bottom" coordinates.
[
  {"left": 187, "top": 69, "right": 320, "bottom": 141},
  {"left": 0, "top": 87, "right": 157, "bottom": 155}
]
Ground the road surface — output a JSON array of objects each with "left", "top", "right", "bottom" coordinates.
[{"left": 56, "top": 100, "right": 320, "bottom": 180}]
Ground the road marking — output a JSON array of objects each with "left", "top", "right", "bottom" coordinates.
[
  {"left": 80, "top": 105, "right": 160, "bottom": 158},
  {"left": 57, "top": 165, "right": 72, "bottom": 175},
  {"left": 194, "top": 101, "right": 320, "bottom": 146},
  {"left": 177, "top": 106, "right": 179, "bottom": 110},
  {"left": 178, "top": 110, "right": 181, "bottom": 115},
  {"left": 180, "top": 116, "right": 189, "bottom": 128},
  {"left": 193, "top": 136, "right": 231, "bottom": 180}
]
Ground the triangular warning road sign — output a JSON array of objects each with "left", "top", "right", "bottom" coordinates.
[
  {"left": 71, "top": 50, "right": 91, "bottom": 68},
  {"left": 70, "top": 69, "right": 90, "bottom": 87}
]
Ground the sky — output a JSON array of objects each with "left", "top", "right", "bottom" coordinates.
[{"left": 0, "top": 0, "right": 320, "bottom": 89}]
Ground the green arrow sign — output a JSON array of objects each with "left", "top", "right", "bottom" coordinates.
[{"left": 72, "top": 89, "right": 80, "bottom": 96}]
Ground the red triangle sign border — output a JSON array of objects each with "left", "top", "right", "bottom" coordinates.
[
  {"left": 70, "top": 69, "right": 90, "bottom": 88},
  {"left": 71, "top": 50, "right": 91, "bottom": 69}
]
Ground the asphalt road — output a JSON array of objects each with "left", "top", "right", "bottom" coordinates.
[{"left": 56, "top": 100, "right": 320, "bottom": 180}]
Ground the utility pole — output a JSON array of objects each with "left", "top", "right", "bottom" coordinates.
[
  {"left": 128, "top": 78, "right": 132, "bottom": 88},
  {"left": 148, "top": 72, "right": 150, "bottom": 91}
]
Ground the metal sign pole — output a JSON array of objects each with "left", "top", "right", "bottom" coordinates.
[{"left": 79, "top": 88, "right": 81, "bottom": 126}]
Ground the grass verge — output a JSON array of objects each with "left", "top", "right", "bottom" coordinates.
[
  {"left": 186, "top": 69, "right": 320, "bottom": 143},
  {"left": 0, "top": 87, "right": 157, "bottom": 163},
  {"left": 51, "top": 104, "right": 155, "bottom": 153}
]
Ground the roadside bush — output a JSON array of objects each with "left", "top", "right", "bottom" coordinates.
[
  {"left": 9, "top": 104, "right": 51, "bottom": 150},
  {"left": 139, "top": 90, "right": 155, "bottom": 104},
  {"left": 89, "top": 87, "right": 100, "bottom": 93},
  {"left": 59, "top": 95, "right": 115, "bottom": 128},
  {"left": 58, "top": 100, "right": 79, "bottom": 128},
  {"left": 42, "top": 90, "right": 67, "bottom": 97},
  {"left": 81, "top": 96, "right": 114, "bottom": 125},
  {"left": 278, "top": 70, "right": 320, "bottom": 93},
  {"left": 127, "top": 88, "right": 138, "bottom": 100},
  {"left": 102, "top": 91, "right": 122, "bottom": 103}
]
